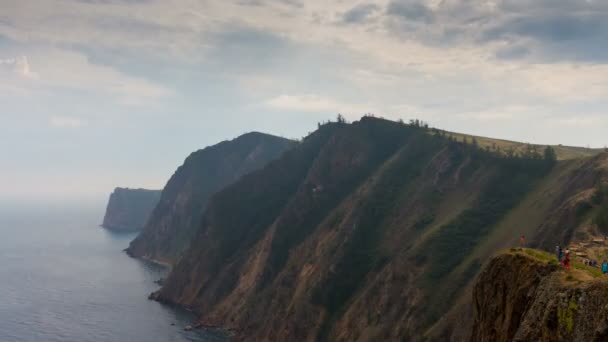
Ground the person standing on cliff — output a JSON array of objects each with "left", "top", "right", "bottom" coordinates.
[
  {"left": 603, "top": 260, "right": 608, "bottom": 276},
  {"left": 565, "top": 249, "right": 571, "bottom": 271},
  {"left": 519, "top": 234, "right": 525, "bottom": 249}
]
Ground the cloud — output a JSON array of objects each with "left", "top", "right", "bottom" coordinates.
[
  {"left": 485, "top": 13, "right": 608, "bottom": 62},
  {"left": 342, "top": 4, "right": 380, "bottom": 24},
  {"left": 1, "top": 0, "right": 608, "bottom": 123},
  {"left": 387, "top": 0, "right": 435, "bottom": 23},
  {"left": 0, "top": 48, "right": 173, "bottom": 105},
  {"left": 265, "top": 94, "right": 370, "bottom": 114},
  {"left": 209, "top": 26, "right": 290, "bottom": 72},
  {"left": 49, "top": 116, "right": 86, "bottom": 128},
  {"left": 0, "top": 56, "right": 38, "bottom": 78},
  {"left": 16, "top": 56, "right": 38, "bottom": 79},
  {"left": 366, "top": 0, "right": 608, "bottom": 64},
  {"left": 552, "top": 115, "right": 608, "bottom": 127},
  {"left": 237, "top": 0, "right": 303, "bottom": 7}
]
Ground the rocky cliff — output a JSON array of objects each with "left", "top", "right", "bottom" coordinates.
[
  {"left": 146, "top": 117, "right": 608, "bottom": 341},
  {"left": 125, "top": 132, "right": 295, "bottom": 265},
  {"left": 471, "top": 250, "right": 608, "bottom": 342},
  {"left": 101, "top": 187, "right": 160, "bottom": 232}
]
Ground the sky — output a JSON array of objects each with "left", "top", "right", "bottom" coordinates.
[{"left": 1, "top": 0, "right": 607, "bottom": 201}]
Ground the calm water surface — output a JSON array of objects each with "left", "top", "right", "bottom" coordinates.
[{"left": 0, "top": 201, "right": 226, "bottom": 342}]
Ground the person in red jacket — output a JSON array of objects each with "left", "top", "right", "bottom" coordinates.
[
  {"left": 519, "top": 234, "right": 525, "bottom": 249},
  {"left": 564, "top": 249, "right": 571, "bottom": 271}
]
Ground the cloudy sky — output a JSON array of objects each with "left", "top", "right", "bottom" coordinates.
[{"left": 1, "top": 0, "right": 607, "bottom": 200}]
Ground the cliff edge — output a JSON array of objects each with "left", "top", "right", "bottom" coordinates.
[{"left": 471, "top": 250, "right": 608, "bottom": 342}]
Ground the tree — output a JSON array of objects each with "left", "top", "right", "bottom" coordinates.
[
  {"left": 506, "top": 147, "right": 515, "bottom": 158},
  {"left": 543, "top": 146, "right": 557, "bottom": 162},
  {"left": 337, "top": 114, "right": 346, "bottom": 123}
]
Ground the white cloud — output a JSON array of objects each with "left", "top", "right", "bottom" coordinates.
[
  {"left": 16, "top": 56, "right": 38, "bottom": 79},
  {"left": 0, "top": 49, "right": 173, "bottom": 105},
  {"left": 265, "top": 94, "right": 371, "bottom": 115},
  {"left": 0, "top": 56, "right": 38, "bottom": 79},
  {"left": 1, "top": 0, "right": 607, "bottom": 141},
  {"left": 49, "top": 116, "right": 86, "bottom": 128},
  {"left": 553, "top": 116, "right": 608, "bottom": 127}
]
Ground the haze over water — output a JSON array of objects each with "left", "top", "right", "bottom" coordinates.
[{"left": 0, "top": 200, "right": 226, "bottom": 342}]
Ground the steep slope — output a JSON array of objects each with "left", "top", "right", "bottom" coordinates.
[
  {"left": 101, "top": 187, "right": 160, "bottom": 232},
  {"left": 471, "top": 250, "right": 608, "bottom": 342},
  {"left": 425, "top": 153, "right": 608, "bottom": 340},
  {"left": 126, "top": 132, "right": 295, "bottom": 265},
  {"left": 153, "top": 117, "right": 590, "bottom": 340}
]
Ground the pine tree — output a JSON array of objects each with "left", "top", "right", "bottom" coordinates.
[{"left": 543, "top": 146, "right": 557, "bottom": 162}]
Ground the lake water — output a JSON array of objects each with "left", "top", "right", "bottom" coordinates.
[{"left": 0, "top": 200, "right": 226, "bottom": 342}]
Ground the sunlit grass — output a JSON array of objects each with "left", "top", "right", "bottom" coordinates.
[{"left": 506, "top": 248, "right": 604, "bottom": 279}]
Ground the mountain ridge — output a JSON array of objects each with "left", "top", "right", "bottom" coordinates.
[
  {"left": 146, "top": 116, "right": 608, "bottom": 340},
  {"left": 125, "top": 132, "right": 296, "bottom": 265},
  {"left": 116, "top": 116, "right": 607, "bottom": 340}
]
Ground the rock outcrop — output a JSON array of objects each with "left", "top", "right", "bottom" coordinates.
[
  {"left": 125, "top": 132, "right": 295, "bottom": 265},
  {"left": 101, "top": 188, "right": 160, "bottom": 232},
  {"left": 471, "top": 251, "right": 608, "bottom": 342}
]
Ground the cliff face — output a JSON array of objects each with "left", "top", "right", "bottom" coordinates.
[
  {"left": 150, "top": 117, "right": 607, "bottom": 341},
  {"left": 101, "top": 188, "right": 160, "bottom": 232},
  {"left": 125, "top": 132, "right": 295, "bottom": 265},
  {"left": 471, "top": 252, "right": 608, "bottom": 342}
]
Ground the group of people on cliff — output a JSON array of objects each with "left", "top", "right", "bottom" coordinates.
[{"left": 555, "top": 245, "right": 608, "bottom": 275}]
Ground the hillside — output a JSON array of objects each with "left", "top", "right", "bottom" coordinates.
[
  {"left": 125, "top": 132, "right": 295, "bottom": 265},
  {"left": 443, "top": 131, "right": 603, "bottom": 160},
  {"left": 145, "top": 117, "right": 608, "bottom": 340},
  {"left": 101, "top": 188, "right": 160, "bottom": 232}
]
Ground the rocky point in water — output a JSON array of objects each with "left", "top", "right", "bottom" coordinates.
[{"left": 102, "top": 187, "right": 161, "bottom": 232}]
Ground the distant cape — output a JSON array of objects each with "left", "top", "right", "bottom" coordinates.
[{"left": 102, "top": 187, "right": 161, "bottom": 232}]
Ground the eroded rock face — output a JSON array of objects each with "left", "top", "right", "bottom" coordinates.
[
  {"left": 471, "top": 253, "right": 608, "bottom": 342},
  {"left": 125, "top": 132, "right": 295, "bottom": 265},
  {"left": 102, "top": 188, "right": 160, "bottom": 232}
]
